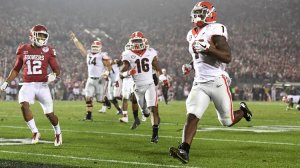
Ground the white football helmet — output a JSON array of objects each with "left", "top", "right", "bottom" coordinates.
[{"left": 91, "top": 40, "right": 102, "bottom": 54}]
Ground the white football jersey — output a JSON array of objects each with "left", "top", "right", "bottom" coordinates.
[
  {"left": 86, "top": 51, "right": 107, "bottom": 78},
  {"left": 186, "top": 23, "right": 229, "bottom": 82},
  {"left": 109, "top": 64, "right": 120, "bottom": 82},
  {"left": 122, "top": 48, "right": 157, "bottom": 86},
  {"left": 287, "top": 95, "right": 300, "bottom": 104}
]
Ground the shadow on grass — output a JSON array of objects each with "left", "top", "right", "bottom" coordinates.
[{"left": 0, "top": 159, "right": 87, "bottom": 168}]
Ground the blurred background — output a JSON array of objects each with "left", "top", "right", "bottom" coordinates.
[{"left": 0, "top": 0, "right": 299, "bottom": 102}]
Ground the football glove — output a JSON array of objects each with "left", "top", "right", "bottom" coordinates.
[
  {"left": 182, "top": 64, "right": 192, "bottom": 75},
  {"left": 47, "top": 73, "right": 56, "bottom": 83},
  {"left": 192, "top": 39, "right": 210, "bottom": 53},
  {"left": 0, "top": 81, "right": 8, "bottom": 91}
]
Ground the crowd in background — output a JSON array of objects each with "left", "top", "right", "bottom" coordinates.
[{"left": 0, "top": 0, "right": 299, "bottom": 101}]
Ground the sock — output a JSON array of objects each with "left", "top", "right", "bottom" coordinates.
[
  {"left": 123, "top": 111, "right": 128, "bottom": 118},
  {"left": 179, "top": 142, "right": 190, "bottom": 154},
  {"left": 52, "top": 122, "right": 61, "bottom": 135},
  {"left": 86, "top": 111, "right": 92, "bottom": 119},
  {"left": 133, "top": 110, "right": 138, "bottom": 120},
  {"left": 152, "top": 125, "right": 159, "bottom": 136},
  {"left": 26, "top": 118, "right": 38, "bottom": 133}
]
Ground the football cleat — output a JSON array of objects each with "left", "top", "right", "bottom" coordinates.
[
  {"left": 169, "top": 147, "right": 189, "bottom": 164},
  {"left": 54, "top": 133, "right": 62, "bottom": 147},
  {"left": 131, "top": 118, "right": 141, "bottom": 130},
  {"left": 119, "top": 117, "right": 128, "bottom": 123},
  {"left": 142, "top": 109, "right": 150, "bottom": 118},
  {"left": 31, "top": 132, "right": 41, "bottom": 144},
  {"left": 98, "top": 106, "right": 107, "bottom": 113},
  {"left": 151, "top": 134, "right": 159, "bottom": 144},
  {"left": 240, "top": 102, "right": 252, "bottom": 121},
  {"left": 141, "top": 114, "right": 147, "bottom": 122}
]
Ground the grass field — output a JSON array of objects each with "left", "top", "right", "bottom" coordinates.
[{"left": 0, "top": 100, "right": 300, "bottom": 168}]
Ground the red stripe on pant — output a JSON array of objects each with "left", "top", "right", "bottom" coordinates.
[{"left": 221, "top": 75, "right": 234, "bottom": 122}]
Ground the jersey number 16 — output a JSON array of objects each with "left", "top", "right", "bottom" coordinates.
[{"left": 135, "top": 58, "right": 149, "bottom": 73}]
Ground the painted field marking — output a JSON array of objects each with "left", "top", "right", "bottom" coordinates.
[
  {"left": 0, "top": 138, "right": 52, "bottom": 146},
  {"left": 0, "top": 125, "right": 299, "bottom": 146},
  {"left": 0, "top": 150, "right": 200, "bottom": 168},
  {"left": 198, "top": 125, "right": 300, "bottom": 133}
]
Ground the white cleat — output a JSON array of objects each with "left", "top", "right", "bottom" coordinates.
[
  {"left": 141, "top": 114, "right": 147, "bottom": 122},
  {"left": 54, "top": 133, "right": 62, "bottom": 147},
  {"left": 119, "top": 117, "right": 128, "bottom": 123},
  {"left": 31, "top": 132, "right": 41, "bottom": 144},
  {"left": 99, "top": 106, "right": 107, "bottom": 113}
]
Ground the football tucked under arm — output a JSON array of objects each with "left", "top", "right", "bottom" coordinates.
[{"left": 192, "top": 39, "right": 210, "bottom": 53}]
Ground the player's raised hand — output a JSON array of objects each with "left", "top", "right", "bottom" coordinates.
[
  {"left": 69, "top": 31, "right": 77, "bottom": 41},
  {"left": 0, "top": 81, "right": 8, "bottom": 91}
]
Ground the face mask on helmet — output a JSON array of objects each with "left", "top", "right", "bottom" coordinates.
[
  {"left": 191, "top": 1, "right": 217, "bottom": 27},
  {"left": 125, "top": 42, "right": 133, "bottom": 50},
  {"left": 129, "top": 31, "right": 146, "bottom": 51},
  {"left": 29, "top": 25, "right": 49, "bottom": 47},
  {"left": 91, "top": 41, "right": 102, "bottom": 54}
]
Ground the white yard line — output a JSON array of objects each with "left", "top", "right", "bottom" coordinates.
[
  {"left": 0, "top": 150, "right": 200, "bottom": 168},
  {"left": 0, "top": 125, "right": 299, "bottom": 146}
]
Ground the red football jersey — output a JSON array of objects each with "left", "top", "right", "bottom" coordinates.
[{"left": 13, "top": 44, "right": 60, "bottom": 82}]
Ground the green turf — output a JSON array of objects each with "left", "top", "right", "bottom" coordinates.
[{"left": 0, "top": 101, "right": 299, "bottom": 168}]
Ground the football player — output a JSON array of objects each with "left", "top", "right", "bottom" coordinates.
[
  {"left": 100, "top": 56, "right": 122, "bottom": 114},
  {"left": 112, "top": 43, "right": 144, "bottom": 130},
  {"left": 169, "top": 1, "right": 253, "bottom": 163},
  {"left": 160, "top": 68, "right": 172, "bottom": 104},
  {"left": 121, "top": 31, "right": 166, "bottom": 143},
  {"left": 0, "top": 25, "right": 62, "bottom": 146},
  {"left": 69, "top": 31, "right": 110, "bottom": 121},
  {"left": 282, "top": 95, "right": 300, "bottom": 111}
]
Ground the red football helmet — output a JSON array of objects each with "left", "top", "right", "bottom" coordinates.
[
  {"left": 129, "top": 31, "right": 147, "bottom": 51},
  {"left": 191, "top": 1, "right": 217, "bottom": 27},
  {"left": 29, "top": 24, "right": 49, "bottom": 47},
  {"left": 91, "top": 40, "right": 102, "bottom": 54}
]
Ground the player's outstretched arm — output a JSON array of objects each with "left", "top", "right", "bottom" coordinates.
[
  {"left": 69, "top": 31, "right": 87, "bottom": 57},
  {"left": 205, "top": 35, "right": 231, "bottom": 64},
  {"left": 0, "top": 69, "right": 19, "bottom": 91}
]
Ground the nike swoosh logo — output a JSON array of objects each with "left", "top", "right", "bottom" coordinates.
[
  {"left": 216, "top": 84, "right": 223, "bottom": 88},
  {"left": 200, "top": 44, "right": 206, "bottom": 48}
]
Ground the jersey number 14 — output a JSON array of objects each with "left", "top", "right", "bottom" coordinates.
[{"left": 88, "top": 57, "right": 96, "bottom": 65}]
